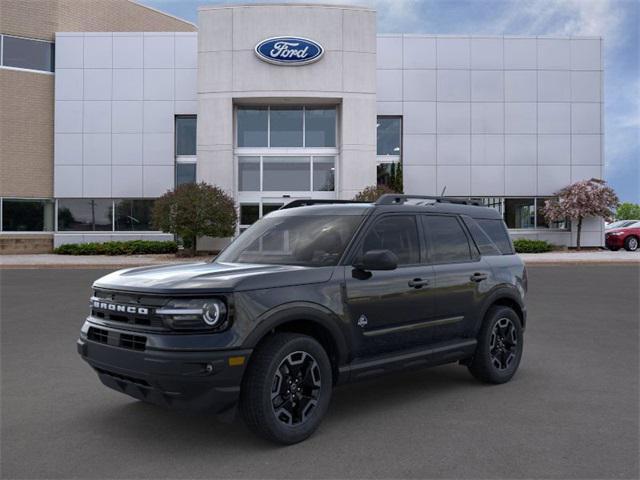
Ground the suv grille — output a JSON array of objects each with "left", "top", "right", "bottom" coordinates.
[
  {"left": 90, "top": 289, "right": 169, "bottom": 331},
  {"left": 87, "top": 326, "right": 147, "bottom": 351}
]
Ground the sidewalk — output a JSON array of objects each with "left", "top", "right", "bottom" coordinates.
[{"left": 1, "top": 251, "right": 639, "bottom": 268}]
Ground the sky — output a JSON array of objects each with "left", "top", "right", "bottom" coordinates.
[{"left": 140, "top": 0, "right": 639, "bottom": 203}]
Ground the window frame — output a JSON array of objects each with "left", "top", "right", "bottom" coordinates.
[
  {"left": 0, "top": 197, "right": 55, "bottom": 232},
  {"left": 0, "top": 34, "right": 55, "bottom": 75}
]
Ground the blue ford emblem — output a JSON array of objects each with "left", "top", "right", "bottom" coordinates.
[{"left": 255, "top": 37, "right": 324, "bottom": 66}]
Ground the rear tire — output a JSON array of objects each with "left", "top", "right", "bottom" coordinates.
[
  {"left": 624, "top": 236, "right": 638, "bottom": 251},
  {"left": 468, "top": 306, "right": 523, "bottom": 384},
  {"left": 240, "top": 333, "right": 332, "bottom": 444}
]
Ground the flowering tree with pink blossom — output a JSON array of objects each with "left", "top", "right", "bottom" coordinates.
[{"left": 543, "top": 178, "right": 619, "bottom": 250}]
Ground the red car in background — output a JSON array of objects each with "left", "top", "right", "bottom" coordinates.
[{"left": 605, "top": 221, "right": 640, "bottom": 251}]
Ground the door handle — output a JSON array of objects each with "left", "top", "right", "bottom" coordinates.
[
  {"left": 408, "top": 278, "right": 430, "bottom": 288},
  {"left": 470, "top": 272, "right": 488, "bottom": 282}
]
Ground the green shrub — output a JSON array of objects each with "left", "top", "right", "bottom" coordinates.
[
  {"left": 513, "top": 238, "right": 554, "bottom": 254},
  {"left": 54, "top": 240, "right": 177, "bottom": 255}
]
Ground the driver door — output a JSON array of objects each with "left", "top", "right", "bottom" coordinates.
[{"left": 344, "top": 214, "right": 436, "bottom": 357}]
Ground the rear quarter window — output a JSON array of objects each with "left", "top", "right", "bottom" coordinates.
[{"left": 475, "top": 218, "right": 514, "bottom": 255}]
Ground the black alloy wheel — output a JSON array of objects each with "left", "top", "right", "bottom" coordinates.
[
  {"left": 489, "top": 317, "right": 518, "bottom": 371},
  {"left": 271, "top": 351, "right": 322, "bottom": 426}
]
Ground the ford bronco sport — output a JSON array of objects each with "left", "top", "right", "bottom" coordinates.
[{"left": 78, "top": 194, "right": 527, "bottom": 444}]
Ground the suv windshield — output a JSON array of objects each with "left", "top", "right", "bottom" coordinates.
[{"left": 217, "top": 214, "right": 364, "bottom": 267}]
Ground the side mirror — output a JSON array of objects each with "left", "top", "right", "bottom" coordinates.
[{"left": 354, "top": 249, "right": 398, "bottom": 271}]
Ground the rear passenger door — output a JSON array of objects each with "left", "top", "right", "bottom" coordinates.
[{"left": 421, "top": 214, "right": 492, "bottom": 342}]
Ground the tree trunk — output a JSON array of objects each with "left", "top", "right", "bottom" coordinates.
[
  {"left": 190, "top": 236, "right": 197, "bottom": 257},
  {"left": 576, "top": 216, "right": 582, "bottom": 250}
]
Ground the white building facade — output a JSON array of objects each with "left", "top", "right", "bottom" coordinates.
[{"left": 51, "top": 3, "right": 604, "bottom": 248}]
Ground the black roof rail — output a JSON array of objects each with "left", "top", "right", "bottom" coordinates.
[
  {"left": 375, "top": 194, "right": 481, "bottom": 206},
  {"left": 280, "top": 199, "right": 368, "bottom": 209}
]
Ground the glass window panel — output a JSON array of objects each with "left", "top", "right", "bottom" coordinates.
[
  {"left": 237, "top": 107, "right": 268, "bottom": 147},
  {"left": 360, "top": 216, "right": 420, "bottom": 265},
  {"left": 262, "top": 204, "right": 283, "bottom": 216},
  {"left": 423, "top": 215, "right": 472, "bottom": 263},
  {"left": 313, "top": 157, "right": 335, "bottom": 191},
  {"left": 2, "top": 36, "right": 54, "bottom": 72},
  {"left": 462, "top": 217, "right": 502, "bottom": 256},
  {"left": 476, "top": 219, "right": 514, "bottom": 254},
  {"left": 536, "top": 197, "right": 568, "bottom": 229},
  {"left": 480, "top": 197, "right": 503, "bottom": 214},
  {"left": 238, "top": 156, "right": 260, "bottom": 191},
  {"left": 176, "top": 163, "right": 196, "bottom": 186},
  {"left": 57, "top": 199, "right": 112, "bottom": 231},
  {"left": 504, "top": 198, "right": 535, "bottom": 229},
  {"left": 270, "top": 107, "right": 303, "bottom": 147},
  {"left": 377, "top": 117, "right": 401, "bottom": 156},
  {"left": 305, "top": 107, "right": 336, "bottom": 147},
  {"left": 263, "top": 156, "right": 310, "bottom": 191},
  {"left": 114, "top": 199, "right": 155, "bottom": 231},
  {"left": 175, "top": 116, "right": 196, "bottom": 155},
  {"left": 240, "top": 204, "right": 259, "bottom": 225},
  {"left": 2, "top": 199, "right": 54, "bottom": 231}
]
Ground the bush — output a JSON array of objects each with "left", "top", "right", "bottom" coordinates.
[
  {"left": 353, "top": 184, "right": 397, "bottom": 202},
  {"left": 54, "top": 240, "right": 178, "bottom": 255},
  {"left": 513, "top": 239, "right": 554, "bottom": 254}
]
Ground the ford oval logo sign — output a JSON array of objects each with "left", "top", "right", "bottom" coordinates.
[{"left": 255, "top": 37, "right": 324, "bottom": 66}]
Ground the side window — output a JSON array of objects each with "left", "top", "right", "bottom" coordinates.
[
  {"left": 476, "top": 219, "right": 514, "bottom": 254},
  {"left": 423, "top": 215, "right": 472, "bottom": 263},
  {"left": 360, "top": 215, "right": 420, "bottom": 265},
  {"left": 463, "top": 217, "right": 502, "bottom": 256}
]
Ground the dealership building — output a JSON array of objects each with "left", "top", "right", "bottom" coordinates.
[{"left": 0, "top": 1, "right": 605, "bottom": 252}]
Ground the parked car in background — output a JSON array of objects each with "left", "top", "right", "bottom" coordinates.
[
  {"left": 605, "top": 222, "right": 640, "bottom": 251},
  {"left": 605, "top": 220, "right": 639, "bottom": 230}
]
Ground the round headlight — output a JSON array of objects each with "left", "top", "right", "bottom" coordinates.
[{"left": 203, "top": 300, "right": 226, "bottom": 326}]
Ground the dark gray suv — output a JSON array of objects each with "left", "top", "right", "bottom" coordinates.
[{"left": 78, "top": 194, "right": 527, "bottom": 444}]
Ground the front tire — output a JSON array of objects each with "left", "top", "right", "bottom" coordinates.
[
  {"left": 468, "top": 306, "right": 523, "bottom": 384},
  {"left": 240, "top": 333, "right": 332, "bottom": 444},
  {"left": 624, "top": 236, "right": 639, "bottom": 251}
]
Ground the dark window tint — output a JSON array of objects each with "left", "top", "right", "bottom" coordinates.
[
  {"left": 463, "top": 217, "right": 501, "bottom": 256},
  {"left": 237, "top": 107, "right": 268, "bottom": 147},
  {"left": 476, "top": 219, "right": 513, "bottom": 254},
  {"left": 2, "top": 35, "right": 54, "bottom": 72},
  {"left": 240, "top": 204, "right": 259, "bottom": 225},
  {"left": 377, "top": 117, "right": 401, "bottom": 156},
  {"left": 313, "top": 157, "right": 335, "bottom": 191},
  {"left": 175, "top": 116, "right": 196, "bottom": 155},
  {"left": 114, "top": 199, "right": 155, "bottom": 231},
  {"left": 305, "top": 107, "right": 336, "bottom": 147},
  {"left": 423, "top": 215, "right": 471, "bottom": 263},
  {"left": 57, "top": 199, "right": 112, "bottom": 231},
  {"left": 176, "top": 163, "right": 196, "bottom": 186},
  {"left": 361, "top": 215, "right": 419, "bottom": 265},
  {"left": 2, "top": 199, "right": 53, "bottom": 231}
]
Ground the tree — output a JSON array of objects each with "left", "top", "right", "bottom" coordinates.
[
  {"left": 152, "top": 182, "right": 237, "bottom": 256},
  {"left": 353, "top": 184, "right": 396, "bottom": 202},
  {"left": 543, "top": 178, "right": 619, "bottom": 250},
  {"left": 616, "top": 202, "right": 640, "bottom": 220}
]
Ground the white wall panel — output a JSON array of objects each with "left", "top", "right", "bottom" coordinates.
[
  {"left": 471, "top": 103, "right": 503, "bottom": 134},
  {"left": 571, "top": 71, "right": 601, "bottom": 102},
  {"left": 83, "top": 165, "right": 111, "bottom": 197},
  {"left": 538, "top": 135, "right": 570, "bottom": 165},
  {"left": 112, "top": 165, "right": 143, "bottom": 197},
  {"left": 538, "top": 165, "right": 570, "bottom": 195},
  {"left": 112, "top": 69, "right": 143, "bottom": 100},
  {"left": 83, "top": 36, "right": 112, "bottom": 69},
  {"left": 376, "top": 70, "right": 403, "bottom": 102},
  {"left": 403, "top": 102, "right": 436, "bottom": 134},
  {"left": 504, "top": 38, "right": 536, "bottom": 69},
  {"left": 571, "top": 103, "right": 601, "bottom": 134},
  {"left": 437, "top": 103, "right": 470, "bottom": 134},
  {"left": 470, "top": 38, "right": 503, "bottom": 69},
  {"left": 437, "top": 70, "right": 470, "bottom": 101},
  {"left": 113, "top": 35, "right": 143, "bottom": 68},
  {"left": 471, "top": 70, "right": 503, "bottom": 101},
  {"left": 144, "top": 69, "right": 174, "bottom": 100},
  {"left": 437, "top": 165, "right": 470, "bottom": 196},
  {"left": 143, "top": 35, "right": 174, "bottom": 68},
  {"left": 55, "top": 35, "right": 84, "bottom": 68},
  {"left": 505, "top": 71, "right": 536, "bottom": 102},
  {"left": 143, "top": 133, "right": 174, "bottom": 165},
  {"left": 436, "top": 38, "right": 470, "bottom": 69},
  {"left": 55, "top": 134, "right": 83, "bottom": 165},
  {"left": 505, "top": 103, "right": 536, "bottom": 134},
  {"left": 377, "top": 36, "right": 403, "bottom": 69},
  {"left": 402, "top": 36, "right": 436, "bottom": 69},
  {"left": 505, "top": 135, "right": 537, "bottom": 165},
  {"left": 56, "top": 69, "right": 83, "bottom": 100},
  {"left": 112, "top": 101, "right": 143, "bottom": 133},
  {"left": 537, "top": 39, "right": 570, "bottom": 69},
  {"left": 83, "top": 101, "right": 111, "bottom": 133},
  {"left": 471, "top": 135, "right": 504, "bottom": 165},
  {"left": 403, "top": 165, "right": 437, "bottom": 195},
  {"left": 538, "top": 103, "right": 570, "bottom": 134},
  {"left": 55, "top": 165, "right": 83, "bottom": 197},
  {"left": 143, "top": 165, "right": 174, "bottom": 197},
  {"left": 505, "top": 165, "right": 536, "bottom": 195},
  {"left": 538, "top": 70, "right": 570, "bottom": 101},
  {"left": 471, "top": 165, "right": 504, "bottom": 195},
  {"left": 437, "top": 135, "right": 470, "bottom": 164},
  {"left": 112, "top": 134, "right": 143, "bottom": 165},
  {"left": 83, "top": 133, "right": 111, "bottom": 165},
  {"left": 403, "top": 134, "right": 436, "bottom": 165},
  {"left": 571, "top": 135, "right": 601, "bottom": 165},
  {"left": 143, "top": 101, "right": 174, "bottom": 133},
  {"left": 83, "top": 69, "right": 111, "bottom": 100},
  {"left": 403, "top": 70, "right": 436, "bottom": 101},
  {"left": 571, "top": 39, "right": 602, "bottom": 70},
  {"left": 55, "top": 101, "right": 83, "bottom": 133}
]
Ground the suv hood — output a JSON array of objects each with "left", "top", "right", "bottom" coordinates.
[{"left": 93, "top": 261, "right": 334, "bottom": 294}]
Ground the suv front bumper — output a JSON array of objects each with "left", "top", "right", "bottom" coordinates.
[{"left": 77, "top": 322, "right": 251, "bottom": 413}]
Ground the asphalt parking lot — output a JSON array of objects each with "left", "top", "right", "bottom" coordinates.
[{"left": 1, "top": 266, "right": 638, "bottom": 479}]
